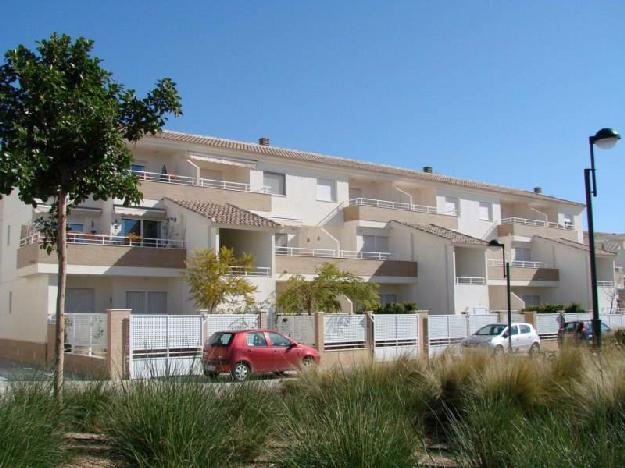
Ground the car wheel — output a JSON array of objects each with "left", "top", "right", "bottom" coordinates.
[
  {"left": 494, "top": 345, "right": 505, "bottom": 355},
  {"left": 302, "top": 356, "right": 316, "bottom": 368},
  {"left": 529, "top": 342, "right": 540, "bottom": 355},
  {"left": 231, "top": 361, "right": 251, "bottom": 382},
  {"left": 203, "top": 370, "right": 218, "bottom": 379}
]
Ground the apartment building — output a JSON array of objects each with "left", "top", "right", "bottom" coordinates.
[
  {"left": 588, "top": 232, "right": 625, "bottom": 310},
  {"left": 0, "top": 130, "right": 618, "bottom": 353}
]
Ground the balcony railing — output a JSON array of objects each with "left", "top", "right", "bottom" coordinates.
[
  {"left": 20, "top": 232, "right": 184, "bottom": 249},
  {"left": 133, "top": 169, "right": 271, "bottom": 194},
  {"left": 348, "top": 198, "right": 456, "bottom": 217},
  {"left": 455, "top": 276, "right": 486, "bottom": 285},
  {"left": 228, "top": 266, "right": 271, "bottom": 277},
  {"left": 501, "top": 217, "right": 574, "bottom": 231},
  {"left": 597, "top": 281, "right": 615, "bottom": 287},
  {"left": 275, "top": 246, "right": 392, "bottom": 261},
  {"left": 488, "top": 259, "right": 546, "bottom": 269}
]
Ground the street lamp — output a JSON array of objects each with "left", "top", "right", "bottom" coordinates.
[
  {"left": 586, "top": 128, "right": 621, "bottom": 348},
  {"left": 489, "top": 239, "right": 512, "bottom": 351}
]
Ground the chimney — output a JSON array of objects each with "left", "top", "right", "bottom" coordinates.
[
  {"left": 258, "top": 137, "right": 270, "bottom": 146},
  {"left": 423, "top": 166, "right": 433, "bottom": 174},
  {"left": 533, "top": 186, "right": 543, "bottom": 194}
]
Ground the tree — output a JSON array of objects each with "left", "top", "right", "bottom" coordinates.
[
  {"left": 0, "top": 33, "right": 182, "bottom": 400},
  {"left": 184, "top": 247, "right": 258, "bottom": 313},
  {"left": 277, "top": 262, "right": 379, "bottom": 315}
]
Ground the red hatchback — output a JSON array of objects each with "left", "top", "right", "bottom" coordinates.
[{"left": 202, "top": 329, "right": 320, "bottom": 381}]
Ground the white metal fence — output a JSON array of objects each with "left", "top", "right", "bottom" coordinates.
[
  {"left": 276, "top": 315, "right": 316, "bottom": 345},
  {"left": 373, "top": 314, "right": 420, "bottom": 361},
  {"left": 428, "top": 314, "right": 499, "bottom": 356},
  {"left": 204, "top": 313, "right": 260, "bottom": 337},
  {"left": 64, "top": 313, "right": 108, "bottom": 356},
  {"left": 534, "top": 312, "right": 625, "bottom": 338},
  {"left": 129, "top": 315, "right": 204, "bottom": 379},
  {"left": 324, "top": 314, "right": 367, "bottom": 350}
]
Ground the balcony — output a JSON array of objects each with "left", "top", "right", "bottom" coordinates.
[
  {"left": 455, "top": 276, "right": 486, "bottom": 285},
  {"left": 133, "top": 170, "right": 272, "bottom": 211},
  {"left": 275, "top": 247, "right": 418, "bottom": 278},
  {"left": 487, "top": 259, "right": 559, "bottom": 283},
  {"left": 497, "top": 217, "right": 577, "bottom": 241},
  {"left": 228, "top": 266, "right": 271, "bottom": 277},
  {"left": 343, "top": 198, "right": 458, "bottom": 229},
  {"left": 17, "top": 233, "right": 186, "bottom": 271}
]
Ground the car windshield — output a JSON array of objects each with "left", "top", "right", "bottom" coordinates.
[
  {"left": 208, "top": 332, "right": 234, "bottom": 346},
  {"left": 475, "top": 324, "right": 506, "bottom": 336}
]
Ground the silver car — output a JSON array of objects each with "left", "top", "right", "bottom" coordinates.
[{"left": 461, "top": 323, "right": 541, "bottom": 354}]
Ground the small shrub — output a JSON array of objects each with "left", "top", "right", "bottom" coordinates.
[{"left": 373, "top": 302, "right": 418, "bottom": 314}]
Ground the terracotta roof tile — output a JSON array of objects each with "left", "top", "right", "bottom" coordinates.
[
  {"left": 167, "top": 199, "right": 279, "bottom": 228},
  {"left": 392, "top": 221, "right": 488, "bottom": 246},
  {"left": 151, "top": 130, "right": 584, "bottom": 207}
]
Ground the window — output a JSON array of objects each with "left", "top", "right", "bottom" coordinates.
[
  {"left": 68, "top": 223, "right": 84, "bottom": 233},
  {"left": 126, "top": 291, "right": 167, "bottom": 314},
  {"left": 131, "top": 163, "right": 146, "bottom": 173},
  {"left": 208, "top": 332, "right": 234, "bottom": 346},
  {"left": 444, "top": 197, "right": 459, "bottom": 215},
  {"left": 520, "top": 325, "right": 531, "bottom": 334},
  {"left": 66, "top": 288, "right": 95, "bottom": 314},
  {"left": 275, "top": 233, "right": 288, "bottom": 248},
  {"left": 380, "top": 294, "right": 398, "bottom": 305},
  {"left": 121, "top": 218, "right": 161, "bottom": 242},
  {"left": 267, "top": 332, "right": 291, "bottom": 347},
  {"left": 563, "top": 214, "right": 574, "bottom": 228},
  {"left": 263, "top": 171, "right": 286, "bottom": 195},
  {"left": 514, "top": 248, "right": 531, "bottom": 262},
  {"left": 522, "top": 295, "right": 540, "bottom": 307},
  {"left": 246, "top": 332, "right": 268, "bottom": 347},
  {"left": 511, "top": 326, "right": 519, "bottom": 335},
  {"left": 479, "top": 202, "right": 491, "bottom": 221},
  {"left": 316, "top": 178, "right": 336, "bottom": 202},
  {"left": 361, "top": 234, "right": 389, "bottom": 253}
]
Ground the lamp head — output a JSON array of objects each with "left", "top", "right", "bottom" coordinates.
[
  {"left": 591, "top": 128, "right": 621, "bottom": 149},
  {"left": 489, "top": 239, "right": 504, "bottom": 248}
]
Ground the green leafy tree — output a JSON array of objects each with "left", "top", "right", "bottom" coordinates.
[
  {"left": 278, "top": 262, "right": 379, "bottom": 315},
  {"left": 0, "top": 33, "right": 182, "bottom": 399},
  {"left": 184, "top": 247, "right": 258, "bottom": 313}
]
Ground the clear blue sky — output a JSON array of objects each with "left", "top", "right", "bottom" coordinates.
[{"left": 2, "top": 1, "right": 624, "bottom": 231}]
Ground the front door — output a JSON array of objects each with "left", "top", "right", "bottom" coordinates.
[{"left": 266, "top": 332, "right": 300, "bottom": 370}]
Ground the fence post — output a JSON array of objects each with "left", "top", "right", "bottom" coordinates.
[
  {"left": 258, "top": 310, "right": 269, "bottom": 329},
  {"left": 417, "top": 311, "right": 429, "bottom": 359},
  {"left": 365, "top": 311, "right": 375, "bottom": 359},
  {"left": 524, "top": 311, "right": 536, "bottom": 327},
  {"left": 314, "top": 312, "right": 325, "bottom": 353},
  {"left": 107, "top": 309, "right": 131, "bottom": 381}
]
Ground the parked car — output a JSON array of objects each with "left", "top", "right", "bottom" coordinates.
[
  {"left": 202, "top": 329, "right": 320, "bottom": 381},
  {"left": 461, "top": 323, "right": 541, "bottom": 354},
  {"left": 559, "top": 320, "right": 612, "bottom": 343}
]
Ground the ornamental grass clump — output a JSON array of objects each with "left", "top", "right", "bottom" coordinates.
[
  {"left": 105, "top": 381, "right": 276, "bottom": 467},
  {"left": 0, "top": 382, "right": 67, "bottom": 468}
]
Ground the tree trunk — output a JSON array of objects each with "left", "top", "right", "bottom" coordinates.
[{"left": 53, "top": 192, "right": 67, "bottom": 402}]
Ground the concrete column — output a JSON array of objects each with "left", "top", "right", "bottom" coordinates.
[
  {"left": 417, "top": 311, "right": 429, "bottom": 359},
  {"left": 524, "top": 311, "right": 536, "bottom": 326},
  {"left": 107, "top": 309, "right": 131, "bottom": 380},
  {"left": 258, "top": 311, "right": 269, "bottom": 329},
  {"left": 314, "top": 312, "right": 325, "bottom": 352}
]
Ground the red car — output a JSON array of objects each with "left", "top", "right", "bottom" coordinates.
[{"left": 202, "top": 329, "right": 320, "bottom": 381}]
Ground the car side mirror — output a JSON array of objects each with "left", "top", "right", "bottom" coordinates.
[
  {"left": 288, "top": 342, "right": 297, "bottom": 349},
  {"left": 502, "top": 332, "right": 509, "bottom": 338}
]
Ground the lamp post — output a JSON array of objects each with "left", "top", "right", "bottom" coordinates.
[
  {"left": 586, "top": 128, "right": 621, "bottom": 349},
  {"left": 489, "top": 239, "right": 512, "bottom": 351}
]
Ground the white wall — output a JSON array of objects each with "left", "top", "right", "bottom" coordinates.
[{"left": 435, "top": 187, "right": 500, "bottom": 239}]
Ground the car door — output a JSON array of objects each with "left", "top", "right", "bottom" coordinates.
[
  {"left": 510, "top": 325, "right": 521, "bottom": 351},
  {"left": 518, "top": 325, "right": 532, "bottom": 350},
  {"left": 266, "top": 332, "right": 300, "bottom": 371},
  {"left": 244, "top": 332, "right": 273, "bottom": 373}
]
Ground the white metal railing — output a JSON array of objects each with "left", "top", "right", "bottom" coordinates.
[
  {"left": 21, "top": 232, "right": 184, "bottom": 249},
  {"left": 488, "top": 259, "right": 546, "bottom": 269},
  {"left": 348, "top": 198, "right": 457, "bottom": 217},
  {"left": 132, "top": 169, "right": 271, "bottom": 194},
  {"left": 455, "top": 276, "right": 487, "bottom": 285},
  {"left": 501, "top": 217, "right": 574, "bottom": 231},
  {"left": 597, "top": 281, "right": 615, "bottom": 287},
  {"left": 228, "top": 266, "right": 271, "bottom": 277},
  {"left": 64, "top": 313, "right": 108, "bottom": 356},
  {"left": 275, "top": 246, "right": 391, "bottom": 260}
]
